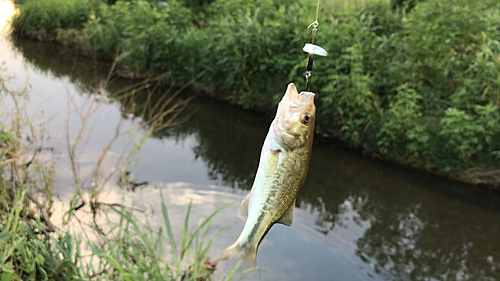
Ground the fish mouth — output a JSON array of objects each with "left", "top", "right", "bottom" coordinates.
[
  {"left": 278, "top": 83, "right": 316, "bottom": 119},
  {"left": 298, "top": 91, "right": 315, "bottom": 101},
  {"left": 273, "top": 84, "right": 316, "bottom": 147},
  {"left": 284, "top": 83, "right": 315, "bottom": 106}
]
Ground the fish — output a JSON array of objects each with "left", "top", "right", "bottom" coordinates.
[{"left": 220, "top": 83, "right": 316, "bottom": 264}]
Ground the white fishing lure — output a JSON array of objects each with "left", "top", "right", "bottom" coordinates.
[{"left": 303, "top": 43, "right": 328, "bottom": 56}]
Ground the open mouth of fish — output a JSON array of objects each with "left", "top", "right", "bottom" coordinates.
[{"left": 288, "top": 91, "right": 315, "bottom": 111}]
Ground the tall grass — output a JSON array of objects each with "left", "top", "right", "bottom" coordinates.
[
  {"left": 10, "top": 0, "right": 100, "bottom": 40},
  {"left": 0, "top": 191, "right": 87, "bottom": 281},
  {"left": 0, "top": 62, "right": 241, "bottom": 280},
  {"left": 0, "top": 190, "right": 239, "bottom": 280},
  {"left": 9, "top": 0, "right": 500, "bottom": 185},
  {"left": 90, "top": 199, "right": 237, "bottom": 281},
  {"left": 321, "top": 0, "right": 392, "bottom": 15}
]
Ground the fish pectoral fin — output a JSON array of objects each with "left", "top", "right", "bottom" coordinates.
[
  {"left": 238, "top": 192, "right": 251, "bottom": 220},
  {"left": 276, "top": 199, "right": 296, "bottom": 226}
]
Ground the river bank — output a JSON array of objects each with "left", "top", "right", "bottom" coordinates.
[
  {"left": 3, "top": 19, "right": 500, "bottom": 280},
  {"left": 10, "top": 0, "right": 500, "bottom": 188}
]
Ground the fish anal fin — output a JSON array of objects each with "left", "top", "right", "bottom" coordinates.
[
  {"left": 238, "top": 192, "right": 251, "bottom": 220},
  {"left": 276, "top": 199, "right": 296, "bottom": 226}
]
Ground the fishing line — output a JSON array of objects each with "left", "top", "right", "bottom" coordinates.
[{"left": 303, "top": 0, "right": 327, "bottom": 92}]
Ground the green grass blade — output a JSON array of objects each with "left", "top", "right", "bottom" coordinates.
[
  {"left": 180, "top": 202, "right": 235, "bottom": 260},
  {"left": 0, "top": 232, "right": 11, "bottom": 241},
  {"left": 98, "top": 253, "right": 133, "bottom": 281},
  {"left": 6, "top": 191, "right": 25, "bottom": 233},
  {"left": 181, "top": 200, "right": 192, "bottom": 253},
  {"left": 160, "top": 193, "right": 178, "bottom": 263},
  {"left": 224, "top": 260, "right": 243, "bottom": 280},
  {"left": 237, "top": 267, "right": 260, "bottom": 281}
]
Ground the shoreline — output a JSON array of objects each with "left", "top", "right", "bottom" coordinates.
[{"left": 7, "top": 34, "right": 500, "bottom": 191}]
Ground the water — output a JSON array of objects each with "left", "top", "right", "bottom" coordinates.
[{"left": 2, "top": 3, "right": 500, "bottom": 280}]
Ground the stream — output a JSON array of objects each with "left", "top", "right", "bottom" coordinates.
[{"left": 1, "top": 2, "right": 500, "bottom": 280}]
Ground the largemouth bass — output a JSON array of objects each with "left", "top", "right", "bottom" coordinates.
[{"left": 221, "top": 83, "right": 316, "bottom": 264}]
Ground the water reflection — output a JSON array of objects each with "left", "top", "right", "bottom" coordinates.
[
  {"left": 11, "top": 38, "right": 117, "bottom": 94},
  {"left": 7, "top": 36, "right": 500, "bottom": 280}
]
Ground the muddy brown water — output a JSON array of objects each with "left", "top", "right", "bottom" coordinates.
[{"left": 1, "top": 4, "right": 500, "bottom": 280}]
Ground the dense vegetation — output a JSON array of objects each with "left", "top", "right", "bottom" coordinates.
[
  {"left": 0, "top": 190, "right": 230, "bottom": 281},
  {"left": 10, "top": 0, "right": 500, "bottom": 186}
]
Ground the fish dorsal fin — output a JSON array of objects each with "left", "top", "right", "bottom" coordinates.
[
  {"left": 238, "top": 192, "right": 251, "bottom": 220},
  {"left": 276, "top": 199, "right": 296, "bottom": 226}
]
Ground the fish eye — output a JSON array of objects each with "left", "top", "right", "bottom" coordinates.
[{"left": 302, "top": 113, "right": 311, "bottom": 125}]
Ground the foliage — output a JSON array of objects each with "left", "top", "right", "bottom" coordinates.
[
  {"left": 0, "top": 192, "right": 86, "bottom": 281},
  {"left": 10, "top": 0, "right": 500, "bottom": 184},
  {"left": 0, "top": 67, "right": 240, "bottom": 280},
  {"left": 10, "top": 0, "right": 100, "bottom": 40},
  {"left": 0, "top": 191, "right": 236, "bottom": 281},
  {"left": 377, "top": 84, "right": 422, "bottom": 155},
  {"left": 84, "top": 0, "right": 194, "bottom": 74},
  {"left": 0, "top": 69, "right": 73, "bottom": 280},
  {"left": 204, "top": 0, "right": 312, "bottom": 108},
  {"left": 90, "top": 200, "right": 236, "bottom": 281},
  {"left": 0, "top": 122, "right": 14, "bottom": 154}
]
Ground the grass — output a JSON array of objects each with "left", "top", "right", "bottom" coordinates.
[
  {"left": 0, "top": 190, "right": 241, "bottom": 281},
  {"left": 9, "top": 0, "right": 500, "bottom": 188},
  {"left": 321, "top": 0, "right": 392, "bottom": 15},
  {"left": 0, "top": 64, "right": 244, "bottom": 280},
  {"left": 92, "top": 198, "right": 236, "bottom": 281},
  {"left": 0, "top": 191, "right": 86, "bottom": 281},
  {"left": 10, "top": 0, "right": 99, "bottom": 40}
]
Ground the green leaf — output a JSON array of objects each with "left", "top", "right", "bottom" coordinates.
[
  {"left": 160, "top": 193, "right": 178, "bottom": 263},
  {"left": 36, "top": 253, "right": 45, "bottom": 265},
  {"left": 0, "top": 232, "right": 11, "bottom": 241},
  {"left": 0, "top": 271, "right": 13, "bottom": 281}
]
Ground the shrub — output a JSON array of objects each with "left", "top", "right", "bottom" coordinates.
[
  {"left": 10, "top": 0, "right": 500, "bottom": 183},
  {"left": 11, "top": 0, "right": 99, "bottom": 40},
  {"left": 377, "top": 84, "right": 422, "bottom": 155},
  {"left": 402, "top": 0, "right": 495, "bottom": 112},
  {"left": 84, "top": 0, "right": 197, "bottom": 77},
  {"left": 203, "top": 0, "right": 313, "bottom": 108}
]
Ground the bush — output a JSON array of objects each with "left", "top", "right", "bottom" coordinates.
[
  {"left": 377, "top": 84, "right": 422, "bottom": 155},
  {"left": 203, "top": 0, "right": 313, "bottom": 108},
  {"left": 11, "top": 0, "right": 99, "bottom": 40},
  {"left": 0, "top": 192, "right": 235, "bottom": 281},
  {"left": 402, "top": 0, "right": 488, "bottom": 110},
  {"left": 10, "top": 0, "right": 500, "bottom": 184},
  {"left": 84, "top": 0, "right": 201, "bottom": 78}
]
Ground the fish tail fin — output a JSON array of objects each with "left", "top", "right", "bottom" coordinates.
[{"left": 220, "top": 242, "right": 257, "bottom": 266}]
